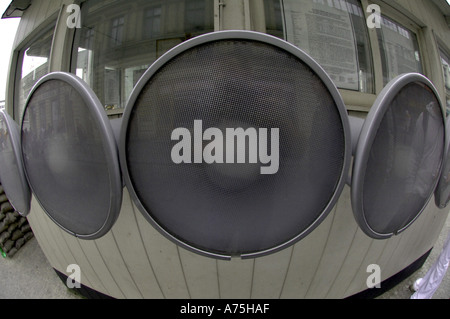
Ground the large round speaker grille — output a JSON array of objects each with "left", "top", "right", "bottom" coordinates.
[
  {"left": 121, "top": 31, "right": 351, "bottom": 259},
  {"left": 0, "top": 110, "right": 31, "bottom": 216},
  {"left": 21, "top": 73, "right": 122, "bottom": 239},
  {"left": 352, "top": 74, "right": 445, "bottom": 239}
]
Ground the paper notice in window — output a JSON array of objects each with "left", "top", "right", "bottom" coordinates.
[
  {"left": 379, "top": 16, "right": 422, "bottom": 83},
  {"left": 284, "top": 0, "right": 359, "bottom": 91}
]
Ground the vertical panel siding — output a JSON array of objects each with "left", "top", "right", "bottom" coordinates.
[
  {"left": 217, "top": 258, "right": 254, "bottom": 299},
  {"left": 178, "top": 249, "right": 220, "bottom": 299},
  {"left": 134, "top": 199, "right": 191, "bottom": 299},
  {"left": 279, "top": 205, "right": 335, "bottom": 298},
  {"left": 26, "top": 176, "right": 449, "bottom": 300},
  {"left": 251, "top": 247, "right": 292, "bottom": 299}
]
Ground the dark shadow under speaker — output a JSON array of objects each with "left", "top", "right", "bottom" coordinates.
[
  {"left": 0, "top": 110, "right": 31, "bottom": 216},
  {"left": 351, "top": 73, "right": 445, "bottom": 239},
  {"left": 120, "top": 31, "right": 352, "bottom": 259},
  {"left": 20, "top": 72, "right": 123, "bottom": 240}
]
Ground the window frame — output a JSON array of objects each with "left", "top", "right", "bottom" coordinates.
[
  {"left": 61, "top": 0, "right": 432, "bottom": 115},
  {"left": 67, "top": 0, "right": 218, "bottom": 118},
  {"left": 13, "top": 20, "right": 58, "bottom": 122},
  {"left": 252, "top": 0, "right": 430, "bottom": 113},
  {"left": 143, "top": 5, "right": 163, "bottom": 39},
  {"left": 340, "top": 0, "right": 428, "bottom": 112},
  {"left": 368, "top": 1, "right": 427, "bottom": 84},
  {"left": 254, "top": 0, "right": 380, "bottom": 111}
]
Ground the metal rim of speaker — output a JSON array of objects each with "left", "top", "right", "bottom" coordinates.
[
  {"left": 0, "top": 110, "right": 31, "bottom": 216},
  {"left": 20, "top": 72, "right": 123, "bottom": 240},
  {"left": 435, "top": 117, "right": 450, "bottom": 209},
  {"left": 352, "top": 73, "right": 446, "bottom": 239},
  {"left": 119, "top": 30, "right": 352, "bottom": 260}
]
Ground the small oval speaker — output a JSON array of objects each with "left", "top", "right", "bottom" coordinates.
[
  {"left": 435, "top": 118, "right": 450, "bottom": 209},
  {"left": 352, "top": 73, "right": 445, "bottom": 239},
  {"left": 0, "top": 110, "right": 31, "bottom": 216},
  {"left": 120, "top": 31, "right": 352, "bottom": 259},
  {"left": 20, "top": 72, "right": 123, "bottom": 240}
]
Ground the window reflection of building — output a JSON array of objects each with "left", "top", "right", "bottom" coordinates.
[
  {"left": 71, "top": 0, "right": 214, "bottom": 113},
  {"left": 144, "top": 7, "right": 162, "bottom": 39},
  {"left": 184, "top": 0, "right": 207, "bottom": 33},
  {"left": 110, "top": 16, "right": 125, "bottom": 46},
  {"left": 18, "top": 26, "right": 55, "bottom": 120},
  {"left": 264, "top": 0, "right": 283, "bottom": 39},
  {"left": 262, "top": 0, "right": 374, "bottom": 93}
]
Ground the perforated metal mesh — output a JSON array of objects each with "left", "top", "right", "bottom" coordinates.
[
  {"left": 125, "top": 39, "right": 347, "bottom": 256},
  {"left": 21, "top": 80, "right": 114, "bottom": 237},
  {"left": 363, "top": 82, "right": 444, "bottom": 235}
]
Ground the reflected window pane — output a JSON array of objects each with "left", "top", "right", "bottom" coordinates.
[
  {"left": 145, "top": 7, "right": 161, "bottom": 39},
  {"left": 71, "top": 0, "right": 214, "bottom": 112},
  {"left": 17, "top": 26, "right": 55, "bottom": 120},
  {"left": 262, "top": 0, "right": 374, "bottom": 93},
  {"left": 111, "top": 16, "right": 125, "bottom": 46},
  {"left": 377, "top": 16, "right": 423, "bottom": 85}
]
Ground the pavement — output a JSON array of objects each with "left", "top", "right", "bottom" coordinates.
[
  {"left": 0, "top": 215, "right": 449, "bottom": 299},
  {"left": 0, "top": 236, "right": 82, "bottom": 299},
  {"left": 377, "top": 212, "right": 450, "bottom": 300}
]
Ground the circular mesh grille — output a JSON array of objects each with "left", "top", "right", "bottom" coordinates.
[
  {"left": 125, "top": 38, "right": 348, "bottom": 257},
  {"left": 0, "top": 111, "right": 30, "bottom": 216},
  {"left": 362, "top": 82, "right": 444, "bottom": 235},
  {"left": 21, "top": 79, "right": 117, "bottom": 238}
]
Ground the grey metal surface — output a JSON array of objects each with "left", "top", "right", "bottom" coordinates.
[
  {"left": 120, "top": 31, "right": 352, "bottom": 259},
  {"left": 0, "top": 110, "right": 31, "bottom": 216},
  {"left": 20, "top": 72, "right": 122, "bottom": 240},
  {"left": 352, "top": 73, "right": 446, "bottom": 239},
  {"left": 435, "top": 117, "right": 450, "bottom": 209}
]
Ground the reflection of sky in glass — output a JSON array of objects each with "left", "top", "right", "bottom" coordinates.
[{"left": 21, "top": 51, "right": 48, "bottom": 78}]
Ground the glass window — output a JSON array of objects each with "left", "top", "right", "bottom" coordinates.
[
  {"left": 71, "top": 0, "right": 214, "bottom": 112},
  {"left": 262, "top": 0, "right": 374, "bottom": 93},
  {"left": 264, "top": 0, "right": 283, "bottom": 39},
  {"left": 377, "top": 15, "right": 423, "bottom": 85},
  {"left": 185, "top": 0, "right": 208, "bottom": 34},
  {"left": 144, "top": 7, "right": 162, "bottom": 39},
  {"left": 110, "top": 16, "right": 125, "bottom": 46},
  {"left": 440, "top": 49, "right": 450, "bottom": 116},
  {"left": 17, "top": 25, "right": 55, "bottom": 120}
]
